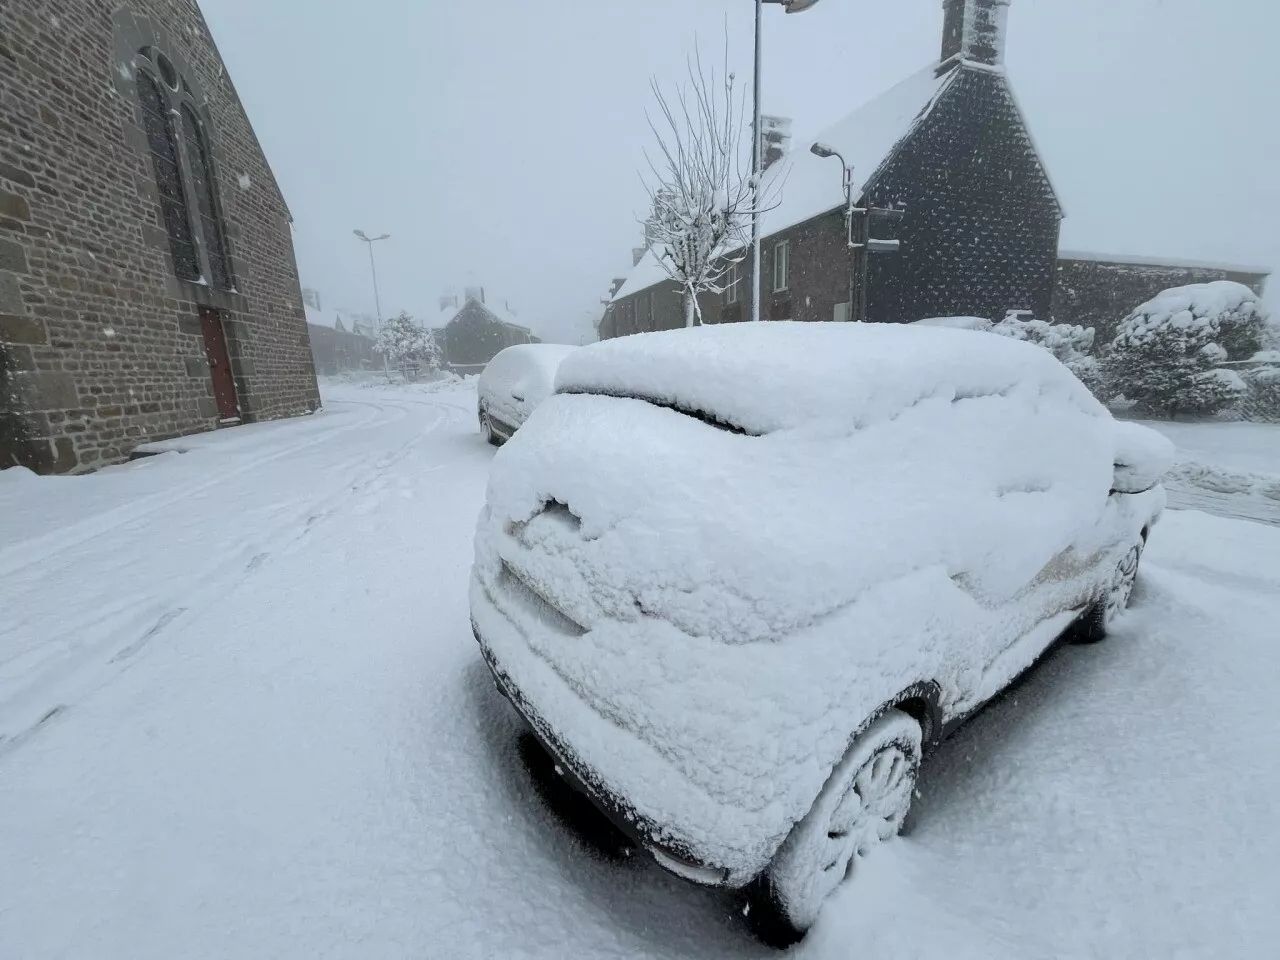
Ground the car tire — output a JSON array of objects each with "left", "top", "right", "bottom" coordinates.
[
  {"left": 480, "top": 413, "right": 499, "bottom": 447},
  {"left": 1074, "top": 539, "right": 1144, "bottom": 644},
  {"left": 745, "top": 709, "right": 922, "bottom": 948}
]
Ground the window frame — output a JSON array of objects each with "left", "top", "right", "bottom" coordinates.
[
  {"left": 773, "top": 241, "right": 790, "bottom": 293},
  {"left": 724, "top": 262, "right": 741, "bottom": 303},
  {"left": 133, "top": 46, "right": 234, "bottom": 292}
]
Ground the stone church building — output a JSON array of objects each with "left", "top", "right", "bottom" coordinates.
[{"left": 1, "top": 0, "right": 319, "bottom": 474}]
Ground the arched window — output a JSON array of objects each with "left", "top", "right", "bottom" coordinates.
[
  {"left": 181, "top": 105, "right": 230, "bottom": 290},
  {"left": 136, "top": 69, "right": 200, "bottom": 281},
  {"left": 134, "top": 47, "right": 233, "bottom": 290}
]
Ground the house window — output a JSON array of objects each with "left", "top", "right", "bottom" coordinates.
[
  {"left": 773, "top": 241, "right": 790, "bottom": 292},
  {"left": 135, "top": 48, "right": 233, "bottom": 290},
  {"left": 725, "top": 263, "right": 740, "bottom": 303}
]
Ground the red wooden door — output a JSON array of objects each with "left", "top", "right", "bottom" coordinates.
[{"left": 200, "top": 306, "right": 240, "bottom": 423}]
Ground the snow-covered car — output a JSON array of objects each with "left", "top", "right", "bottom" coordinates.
[
  {"left": 477, "top": 344, "right": 580, "bottom": 445},
  {"left": 469, "top": 322, "right": 1174, "bottom": 946}
]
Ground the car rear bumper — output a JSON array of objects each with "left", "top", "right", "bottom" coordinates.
[
  {"left": 477, "top": 633, "right": 733, "bottom": 887},
  {"left": 469, "top": 582, "right": 747, "bottom": 887}
]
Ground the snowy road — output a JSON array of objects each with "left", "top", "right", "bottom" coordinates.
[{"left": 2, "top": 381, "right": 1277, "bottom": 958}]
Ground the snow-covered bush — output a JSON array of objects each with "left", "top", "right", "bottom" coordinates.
[
  {"left": 1106, "top": 281, "right": 1266, "bottom": 417},
  {"left": 991, "top": 315, "right": 1107, "bottom": 398},
  {"left": 373, "top": 312, "right": 441, "bottom": 369},
  {"left": 1240, "top": 362, "right": 1280, "bottom": 422}
]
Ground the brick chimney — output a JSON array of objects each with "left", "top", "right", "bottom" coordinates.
[{"left": 940, "top": 0, "right": 1010, "bottom": 68}]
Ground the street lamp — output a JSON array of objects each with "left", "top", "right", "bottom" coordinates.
[
  {"left": 751, "top": 0, "right": 824, "bottom": 324},
  {"left": 810, "top": 142, "right": 859, "bottom": 322},
  {"left": 353, "top": 229, "right": 391, "bottom": 376}
]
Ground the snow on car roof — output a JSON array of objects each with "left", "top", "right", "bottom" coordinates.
[
  {"left": 555, "top": 321, "right": 1103, "bottom": 435},
  {"left": 490, "top": 343, "right": 580, "bottom": 375}
]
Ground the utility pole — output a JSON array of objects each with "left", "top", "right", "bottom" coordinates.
[{"left": 750, "top": 0, "right": 824, "bottom": 325}]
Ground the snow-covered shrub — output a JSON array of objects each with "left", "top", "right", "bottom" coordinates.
[
  {"left": 1106, "top": 281, "right": 1266, "bottom": 417},
  {"left": 990, "top": 316, "right": 1108, "bottom": 398},
  {"left": 373, "top": 312, "right": 441, "bottom": 369},
  {"left": 1241, "top": 363, "right": 1280, "bottom": 422}
]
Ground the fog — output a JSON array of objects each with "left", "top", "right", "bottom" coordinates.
[{"left": 199, "top": 0, "right": 1280, "bottom": 344}]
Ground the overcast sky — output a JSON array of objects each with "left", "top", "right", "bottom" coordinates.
[{"left": 199, "top": 0, "right": 1280, "bottom": 343}]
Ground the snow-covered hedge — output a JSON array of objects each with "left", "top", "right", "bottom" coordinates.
[
  {"left": 1240, "top": 362, "right": 1280, "bottom": 422},
  {"left": 1107, "top": 281, "right": 1266, "bottom": 418},
  {"left": 990, "top": 315, "right": 1107, "bottom": 399}
]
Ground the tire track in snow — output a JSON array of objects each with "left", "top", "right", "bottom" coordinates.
[
  {"left": 0, "top": 400, "right": 394, "bottom": 580},
  {"left": 0, "top": 396, "right": 453, "bottom": 746}
]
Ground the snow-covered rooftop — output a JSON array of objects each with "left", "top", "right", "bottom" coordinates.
[
  {"left": 757, "top": 63, "right": 956, "bottom": 241},
  {"left": 439, "top": 296, "right": 529, "bottom": 332}
]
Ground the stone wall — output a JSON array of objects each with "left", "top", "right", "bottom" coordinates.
[
  {"left": 1053, "top": 255, "right": 1270, "bottom": 345},
  {"left": 0, "top": 0, "right": 319, "bottom": 473}
]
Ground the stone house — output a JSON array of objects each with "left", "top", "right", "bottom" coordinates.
[
  {"left": 305, "top": 306, "right": 378, "bottom": 376},
  {"left": 1, "top": 0, "right": 319, "bottom": 474},
  {"left": 437, "top": 293, "right": 537, "bottom": 375},
  {"left": 601, "top": 0, "right": 1272, "bottom": 344},
  {"left": 603, "top": 0, "right": 1063, "bottom": 338}
]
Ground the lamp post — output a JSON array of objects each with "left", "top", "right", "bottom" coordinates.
[
  {"left": 353, "top": 229, "right": 391, "bottom": 376},
  {"left": 810, "top": 142, "right": 859, "bottom": 322},
  {"left": 751, "top": 0, "right": 824, "bottom": 324}
]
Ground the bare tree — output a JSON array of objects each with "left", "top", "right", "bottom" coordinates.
[{"left": 641, "top": 38, "right": 779, "bottom": 328}]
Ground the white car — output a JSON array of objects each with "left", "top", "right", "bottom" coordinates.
[
  {"left": 469, "top": 322, "right": 1173, "bottom": 945},
  {"left": 477, "top": 344, "right": 580, "bottom": 445}
]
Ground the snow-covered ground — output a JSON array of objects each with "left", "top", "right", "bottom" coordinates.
[
  {"left": 1136, "top": 418, "right": 1280, "bottom": 526},
  {"left": 2, "top": 379, "right": 1277, "bottom": 958}
]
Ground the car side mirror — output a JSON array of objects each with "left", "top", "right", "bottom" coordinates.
[{"left": 1111, "top": 421, "right": 1175, "bottom": 495}]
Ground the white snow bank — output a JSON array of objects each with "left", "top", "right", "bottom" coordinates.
[
  {"left": 1111, "top": 421, "right": 1176, "bottom": 494},
  {"left": 0, "top": 465, "right": 39, "bottom": 485},
  {"left": 555, "top": 322, "right": 1105, "bottom": 437},
  {"left": 478, "top": 322, "right": 1158, "bottom": 876}
]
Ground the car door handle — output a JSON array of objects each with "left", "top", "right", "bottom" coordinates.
[{"left": 511, "top": 392, "right": 525, "bottom": 402}]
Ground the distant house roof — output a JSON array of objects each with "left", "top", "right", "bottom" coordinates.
[
  {"left": 613, "top": 60, "right": 1051, "bottom": 304},
  {"left": 441, "top": 296, "right": 531, "bottom": 333},
  {"left": 1059, "top": 249, "right": 1272, "bottom": 277},
  {"left": 305, "top": 305, "right": 352, "bottom": 334}
]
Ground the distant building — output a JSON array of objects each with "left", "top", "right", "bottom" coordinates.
[
  {"left": 305, "top": 305, "right": 378, "bottom": 376},
  {"left": 1, "top": 0, "right": 319, "bottom": 473},
  {"left": 438, "top": 293, "right": 536, "bottom": 374}
]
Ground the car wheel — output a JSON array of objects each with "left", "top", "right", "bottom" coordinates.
[
  {"left": 480, "top": 413, "right": 499, "bottom": 446},
  {"left": 746, "top": 709, "right": 921, "bottom": 948},
  {"left": 1075, "top": 539, "right": 1144, "bottom": 644}
]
